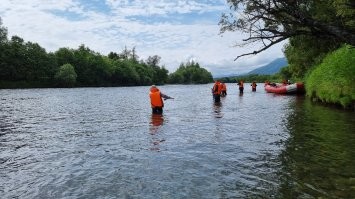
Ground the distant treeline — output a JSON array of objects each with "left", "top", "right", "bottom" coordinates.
[
  {"left": 0, "top": 19, "right": 213, "bottom": 88},
  {"left": 168, "top": 61, "right": 213, "bottom": 84}
]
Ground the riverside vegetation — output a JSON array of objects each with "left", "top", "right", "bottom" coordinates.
[
  {"left": 0, "top": 18, "right": 212, "bottom": 88},
  {"left": 306, "top": 45, "right": 355, "bottom": 109},
  {"left": 219, "top": 0, "right": 354, "bottom": 109}
]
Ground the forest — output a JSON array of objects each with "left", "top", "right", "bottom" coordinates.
[{"left": 0, "top": 18, "right": 213, "bottom": 88}]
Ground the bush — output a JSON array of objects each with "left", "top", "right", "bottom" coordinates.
[
  {"left": 55, "top": 63, "right": 77, "bottom": 87},
  {"left": 305, "top": 45, "right": 355, "bottom": 108}
]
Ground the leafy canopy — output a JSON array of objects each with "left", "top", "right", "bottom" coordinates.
[{"left": 220, "top": 0, "right": 355, "bottom": 60}]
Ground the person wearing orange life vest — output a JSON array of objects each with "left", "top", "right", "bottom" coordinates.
[
  {"left": 221, "top": 82, "right": 227, "bottom": 96},
  {"left": 212, "top": 80, "right": 222, "bottom": 103},
  {"left": 149, "top": 85, "right": 173, "bottom": 114},
  {"left": 237, "top": 80, "right": 244, "bottom": 94},
  {"left": 251, "top": 81, "right": 257, "bottom": 92}
]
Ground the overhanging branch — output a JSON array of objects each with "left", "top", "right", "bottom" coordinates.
[{"left": 234, "top": 36, "right": 288, "bottom": 61}]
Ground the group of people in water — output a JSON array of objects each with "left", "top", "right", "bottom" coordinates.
[
  {"left": 212, "top": 80, "right": 257, "bottom": 103},
  {"left": 149, "top": 80, "right": 260, "bottom": 114}
]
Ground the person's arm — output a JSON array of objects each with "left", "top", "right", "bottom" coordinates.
[{"left": 161, "top": 93, "right": 173, "bottom": 100}]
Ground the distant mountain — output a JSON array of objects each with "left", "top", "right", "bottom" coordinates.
[{"left": 247, "top": 57, "right": 288, "bottom": 75}]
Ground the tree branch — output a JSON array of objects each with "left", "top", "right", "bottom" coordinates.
[{"left": 234, "top": 36, "right": 289, "bottom": 60}]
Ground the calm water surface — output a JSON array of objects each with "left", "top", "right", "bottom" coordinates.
[{"left": 0, "top": 84, "right": 354, "bottom": 198}]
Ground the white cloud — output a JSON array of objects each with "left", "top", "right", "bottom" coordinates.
[{"left": 0, "top": 0, "right": 285, "bottom": 76}]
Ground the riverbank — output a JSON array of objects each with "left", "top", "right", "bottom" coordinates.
[{"left": 305, "top": 45, "right": 355, "bottom": 110}]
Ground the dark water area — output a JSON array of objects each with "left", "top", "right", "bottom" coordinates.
[{"left": 0, "top": 84, "right": 354, "bottom": 199}]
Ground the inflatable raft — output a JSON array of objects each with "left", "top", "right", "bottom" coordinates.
[{"left": 264, "top": 83, "right": 305, "bottom": 94}]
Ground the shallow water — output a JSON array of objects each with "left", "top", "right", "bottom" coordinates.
[{"left": 0, "top": 84, "right": 354, "bottom": 198}]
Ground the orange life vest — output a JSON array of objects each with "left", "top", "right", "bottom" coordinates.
[
  {"left": 251, "top": 82, "right": 257, "bottom": 88},
  {"left": 221, "top": 83, "right": 227, "bottom": 91},
  {"left": 238, "top": 81, "right": 244, "bottom": 88},
  {"left": 150, "top": 88, "right": 164, "bottom": 108},
  {"left": 213, "top": 82, "right": 222, "bottom": 95}
]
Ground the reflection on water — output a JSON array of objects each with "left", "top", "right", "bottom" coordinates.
[
  {"left": 150, "top": 114, "right": 164, "bottom": 130},
  {"left": 0, "top": 85, "right": 354, "bottom": 198},
  {"left": 277, "top": 99, "right": 355, "bottom": 198},
  {"left": 213, "top": 101, "right": 223, "bottom": 118},
  {"left": 149, "top": 114, "right": 165, "bottom": 151}
]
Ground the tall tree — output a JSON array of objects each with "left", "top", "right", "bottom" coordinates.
[
  {"left": 0, "top": 17, "right": 8, "bottom": 43},
  {"left": 0, "top": 17, "right": 9, "bottom": 81},
  {"left": 219, "top": 0, "right": 355, "bottom": 60},
  {"left": 146, "top": 55, "right": 161, "bottom": 67}
]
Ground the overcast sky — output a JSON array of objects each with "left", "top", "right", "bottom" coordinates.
[{"left": 0, "top": 0, "right": 286, "bottom": 77}]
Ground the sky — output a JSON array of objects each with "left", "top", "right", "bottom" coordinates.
[{"left": 0, "top": 0, "right": 286, "bottom": 77}]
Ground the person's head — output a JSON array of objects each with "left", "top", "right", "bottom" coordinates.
[{"left": 150, "top": 85, "right": 159, "bottom": 92}]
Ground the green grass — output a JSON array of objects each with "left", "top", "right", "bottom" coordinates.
[{"left": 305, "top": 45, "right": 355, "bottom": 109}]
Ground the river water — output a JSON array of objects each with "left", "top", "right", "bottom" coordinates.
[{"left": 0, "top": 84, "right": 354, "bottom": 199}]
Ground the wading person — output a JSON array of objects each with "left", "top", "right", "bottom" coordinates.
[
  {"left": 149, "top": 85, "right": 173, "bottom": 114},
  {"left": 221, "top": 82, "right": 227, "bottom": 96},
  {"left": 212, "top": 80, "right": 222, "bottom": 103},
  {"left": 237, "top": 80, "right": 244, "bottom": 94},
  {"left": 251, "top": 81, "right": 257, "bottom": 92}
]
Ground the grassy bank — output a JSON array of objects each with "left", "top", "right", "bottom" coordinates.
[{"left": 305, "top": 45, "right": 355, "bottom": 109}]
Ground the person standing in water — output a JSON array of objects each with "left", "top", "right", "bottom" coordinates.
[
  {"left": 149, "top": 85, "right": 173, "bottom": 114},
  {"left": 251, "top": 81, "right": 257, "bottom": 92},
  {"left": 221, "top": 82, "right": 227, "bottom": 96},
  {"left": 212, "top": 80, "right": 222, "bottom": 103},
  {"left": 237, "top": 80, "right": 244, "bottom": 94}
]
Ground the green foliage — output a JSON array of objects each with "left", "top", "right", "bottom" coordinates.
[
  {"left": 305, "top": 45, "right": 355, "bottom": 108},
  {"left": 220, "top": 0, "right": 355, "bottom": 62},
  {"left": 55, "top": 64, "right": 77, "bottom": 87},
  {"left": 281, "top": 1, "right": 353, "bottom": 79},
  {"left": 332, "top": 0, "right": 355, "bottom": 28},
  {"left": 0, "top": 17, "right": 8, "bottom": 43},
  {"left": 168, "top": 61, "right": 213, "bottom": 84},
  {"left": 0, "top": 19, "right": 171, "bottom": 88},
  {"left": 284, "top": 35, "right": 341, "bottom": 79}
]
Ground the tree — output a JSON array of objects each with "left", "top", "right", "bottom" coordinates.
[
  {"left": 131, "top": 46, "right": 139, "bottom": 62},
  {"left": 55, "top": 63, "right": 77, "bottom": 87},
  {"left": 55, "top": 47, "right": 75, "bottom": 66},
  {"left": 6, "top": 36, "right": 27, "bottom": 80},
  {"left": 0, "top": 17, "right": 9, "bottom": 81},
  {"left": 168, "top": 61, "right": 213, "bottom": 84},
  {"left": 219, "top": 0, "right": 355, "bottom": 60},
  {"left": 146, "top": 55, "right": 161, "bottom": 67},
  {"left": 0, "top": 17, "right": 8, "bottom": 43},
  {"left": 121, "top": 45, "right": 131, "bottom": 60},
  {"left": 283, "top": 35, "right": 340, "bottom": 78},
  {"left": 108, "top": 52, "right": 119, "bottom": 60}
]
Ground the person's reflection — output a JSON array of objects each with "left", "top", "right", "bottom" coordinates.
[
  {"left": 149, "top": 114, "right": 165, "bottom": 151},
  {"left": 150, "top": 114, "right": 164, "bottom": 132},
  {"left": 213, "top": 102, "right": 223, "bottom": 118}
]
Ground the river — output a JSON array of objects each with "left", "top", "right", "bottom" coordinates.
[{"left": 0, "top": 84, "right": 354, "bottom": 198}]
